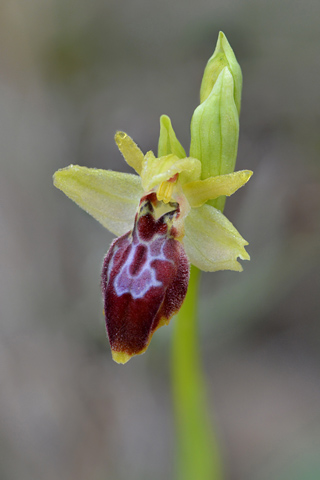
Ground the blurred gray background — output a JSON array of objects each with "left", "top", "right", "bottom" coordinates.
[{"left": 1, "top": 0, "right": 320, "bottom": 479}]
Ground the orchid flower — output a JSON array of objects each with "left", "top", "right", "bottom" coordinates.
[
  {"left": 54, "top": 121, "right": 251, "bottom": 363},
  {"left": 53, "top": 31, "right": 252, "bottom": 364}
]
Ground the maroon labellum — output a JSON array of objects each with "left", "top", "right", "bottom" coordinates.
[{"left": 101, "top": 192, "right": 190, "bottom": 363}]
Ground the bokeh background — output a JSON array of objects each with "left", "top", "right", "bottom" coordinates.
[{"left": 1, "top": 0, "right": 320, "bottom": 479}]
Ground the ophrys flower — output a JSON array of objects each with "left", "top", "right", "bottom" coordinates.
[{"left": 54, "top": 125, "right": 252, "bottom": 363}]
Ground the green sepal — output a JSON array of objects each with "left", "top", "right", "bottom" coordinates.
[
  {"left": 158, "top": 115, "right": 186, "bottom": 158},
  {"left": 200, "top": 31, "right": 242, "bottom": 115},
  {"left": 184, "top": 203, "right": 250, "bottom": 272},
  {"left": 53, "top": 165, "right": 143, "bottom": 236}
]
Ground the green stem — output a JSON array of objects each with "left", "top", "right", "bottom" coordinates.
[{"left": 172, "top": 265, "right": 223, "bottom": 480}]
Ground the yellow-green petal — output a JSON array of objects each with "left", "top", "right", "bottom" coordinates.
[
  {"left": 183, "top": 170, "right": 253, "bottom": 208},
  {"left": 158, "top": 115, "right": 186, "bottom": 158},
  {"left": 141, "top": 152, "right": 201, "bottom": 191},
  {"left": 183, "top": 204, "right": 250, "bottom": 272},
  {"left": 114, "top": 131, "right": 144, "bottom": 175},
  {"left": 53, "top": 165, "right": 143, "bottom": 236}
]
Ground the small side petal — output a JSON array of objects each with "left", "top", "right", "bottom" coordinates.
[
  {"left": 183, "top": 170, "right": 253, "bottom": 207},
  {"left": 114, "top": 131, "right": 144, "bottom": 175},
  {"left": 141, "top": 153, "right": 201, "bottom": 191},
  {"left": 184, "top": 204, "right": 250, "bottom": 272},
  {"left": 53, "top": 165, "right": 143, "bottom": 236}
]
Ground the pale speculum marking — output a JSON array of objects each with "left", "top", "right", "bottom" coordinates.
[{"left": 114, "top": 231, "right": 173, "bottom": 299}]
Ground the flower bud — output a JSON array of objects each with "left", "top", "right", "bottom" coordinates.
[
  {"left": 191, "top": 67, "right": 239, "bottom": 172},
  {"left": 190, "top": 33, "right": 243, "bottom": 212},
  {"left": 190, "top": 67, "right": 239, "bottom": 212},
  {"left": 200, "top": 31, "right": 242, "bottom": 114}
]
